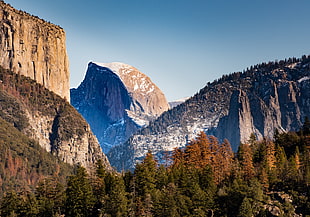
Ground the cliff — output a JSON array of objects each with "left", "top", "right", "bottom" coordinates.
[
  {"left": 71, "top": 62, "right": 170, "bottom": 153},
  {"left": 0, "top": 66, "right": 111, "bottom": 171},
  {"left": 0, "top": 1, "right": 70, "bottom": 100},
  {"left": 108, "top": 56, "right": 310, "bottom": 171}
]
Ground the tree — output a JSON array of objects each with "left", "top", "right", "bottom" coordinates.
[
  {"left": 65, "top": 166, "right": 95, "bottom": 217},
  {"left": 238, "top": 197, "right": 253, "bottom": 217},
  {"left": 214, "top": 139, "right": 234, "bottom": 184},
  {"left": 104, "top": 173, "right": 128, "bottom": 217},
  {"left": 238, "top": 143, "right": 254, "bottom": 180},
  {"left": 134, "top": 151, "right": 157, "bottom": 197},
  {"left": 265, "top": 140, "right": 276, "bottom": 171},
  {"left": 36, "top": 177, "right": 64, "bottom": 217},
  {"left": 172, "top": 147, "right": 185, "bottom": 168},
  {"left": 1, "top": 191, "right": 19, "bottom": 217},
  {"left": 153, "top": 183, "right": 179, "bottom": 217}
]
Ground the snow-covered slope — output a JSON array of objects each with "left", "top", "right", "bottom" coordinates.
[{"left": 70, "top": 62, "right": 170, "bottom": 153}]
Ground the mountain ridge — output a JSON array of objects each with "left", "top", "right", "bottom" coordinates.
[{"left": 108, "top": 55, "right": 310, "bottom": 171}]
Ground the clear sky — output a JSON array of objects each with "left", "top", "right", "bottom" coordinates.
[{"left": 4, "top": 0, "right": 310, "bottom": 101}]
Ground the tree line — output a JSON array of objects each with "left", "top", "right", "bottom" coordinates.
[{"left": 1, "top": 118, "right": 310, "bottom": 217}]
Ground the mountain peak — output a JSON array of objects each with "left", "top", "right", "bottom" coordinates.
[{"left": 71, "top": 61, "right": 170, "bottom": 153}]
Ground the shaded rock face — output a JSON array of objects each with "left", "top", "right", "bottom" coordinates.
[
  {"left": 71, "top": 62, "right": 170, "bottom": 153},
  {"left": 108, "top": 57, "right": 310, "bottom": 171},
  {"left": 0, "top": 2, "right": 70, "bottom": 100}
]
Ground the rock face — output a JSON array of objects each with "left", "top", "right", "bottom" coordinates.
[
  {"left": 108, "top": 56, "right": 310, "bottom": 171},
  {"left": 0, "top": 62, "right": 110, "bottom": 171},
  {"left": 0, "top": 2, "right": 70, "bottom": 100},
  {"left": 71, "top": 62, "right": 170, "bottom": 153}
]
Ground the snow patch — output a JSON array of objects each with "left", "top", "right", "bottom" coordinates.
[{"left": 298, "top": 76, "right": 310, "bottom": 83}]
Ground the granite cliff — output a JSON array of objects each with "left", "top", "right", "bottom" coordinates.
[
  {"left": 108, "top": 56, "right": 310, "bottom": 171},
  {"left": 0, "top": 1, "right": 69, "bottom": 100},
  {"left": 71, "top": 62, "right": 170, "bottom": 153},
  {"left": 0, "top": 66, "right": 111, "bottom": 171}
]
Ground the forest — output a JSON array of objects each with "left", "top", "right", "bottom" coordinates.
[{"left": 1, "top": 118, "right": 309, "bottom": 217}]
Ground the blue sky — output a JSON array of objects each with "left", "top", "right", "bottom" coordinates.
[{"left": 5, "top": 0, "right": 310, "bottom": 101}]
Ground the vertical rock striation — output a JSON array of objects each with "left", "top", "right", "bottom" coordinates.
[
  {"left": 71, "top": 62, "right": 170, "bottom": 153},
  {"left": 0, "top": 1, "right": 70, "bottom": 100}
]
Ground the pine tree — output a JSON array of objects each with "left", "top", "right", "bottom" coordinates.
[
  {"left": 65, "top": 166, "right": 95, "bottom": 217},
  {"left": 238, "top": 143, "right": 254, "bottom": 180},
  {"left": 18, "top": 192, "right": 39, "bottom": 217},
  {"left": 36, "top": 177, "right": 64, "bottom": 217},
  {"left": 91, "top": 159, "right": 108, "bottom": 216},
  {"left": 238, "top": 197, "right": 253, "bottom": 217},
  {"left": 134, "top": 151, "right": 157, "bottom": 197},
  {"left": 104, "top": 173, "right": 128, "bottom": 217},
  {"left": 172, "top": 147, "right": 185, "bottom": 168},
  {"left": 153, "top": 183, "right": 179, "bottom": 217},
  {"left": 214, "top": 139, "right": 234, "bottom": 184},
  {"left": 1, "top": 191, "right": 19, "bottom": 217},
  {"left": 265, "top": 140, "right": 276, "bottom": 171}
]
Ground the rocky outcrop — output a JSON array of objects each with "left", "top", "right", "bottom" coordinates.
[
  {"left": 0, "top": 67, "right": 111, "bottom": 171},
  {"left": 71, "top": 62, "right": 170, "bottom": 153},
  {"left": 0, "top": 1, "right": 70, "bottom": 100},
  {"left": 108, "top": 56, "right": 310, "bottom": 171}
]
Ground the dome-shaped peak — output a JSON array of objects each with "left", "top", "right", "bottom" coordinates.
[{"left": 91, "top": 61, "right": 137, "bottom": 76}]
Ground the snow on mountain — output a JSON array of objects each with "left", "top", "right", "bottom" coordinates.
[
  {"left": 108, "top": 56, "right": 310, "bottom": 171},
  {"left": 70, "top": 62, "right": 170, "bottom": 153}
]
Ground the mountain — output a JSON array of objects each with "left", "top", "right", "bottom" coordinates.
[
  {"left": 0, "top": 2, "right": 110, "bottom": 171},
  {"left": 0, "top": 61, "right": 110, "bottom": 171},
  {"left": 0, "top": 1, "right": 70, "bottom": 100},
  {"left": 108, "top": 56, "right": 310, "bottom": 171},
  {"left": 0, "top": 114, "right": 73, "bottom": 194},
  {"left": 71, "top": 62, "right": 170, "bottom": 153}
]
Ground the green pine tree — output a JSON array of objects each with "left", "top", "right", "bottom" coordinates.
[{"left": 65, "top": 166, "right": 95, "bottom": 217}]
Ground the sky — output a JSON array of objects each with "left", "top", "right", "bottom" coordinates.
[{"left": 4, "top": 0, "right": 310, "bottom": 101}]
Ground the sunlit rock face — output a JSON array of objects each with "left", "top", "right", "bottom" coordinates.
[
  {"left": 71, "top": 62, "right": 170, "bottom": 153},
  {"left": 0, "top": 2, "right": 70, "bottom": 100}
]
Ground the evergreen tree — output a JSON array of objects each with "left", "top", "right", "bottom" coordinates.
[
  {"left": 65, "top": 166, "right": 95, "bottom": 217},
  {"left": 36, "top": 177, "right": 64, "bottom": 217},
  {"left": 238, "top": 143, "right": 254, "bottom": 180},
  {"left": 104, "top": 173, "right": 128, "bottom": 217},
  {"left": 1, "top": 191, "right": 19, "bottom": 217},
  {"left": 153, "top": 183, "right": 179, "bottom": 217},
  {"left": 134, "top": 151, "right": 157, "bottom": 197},
  {"left": 92, "top": 160, "right": 107, "bottom": 216},
  {"left": 18, "top": 192, "right": 39, "bottom": 217},
  {"left": 238, "top": 197, "right": 253, "bottom": 217}
]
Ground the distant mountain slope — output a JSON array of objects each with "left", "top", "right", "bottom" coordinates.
[
  {"left": 0, "top": 66, "right": 111, "bottom": 171},
  {"left": 108, "top": 55, "right": 310, "bottom": 171},
  {"left": 169, "top": 97, "right": 190, "bottom": 108},
  {"left": 0, "top": 116, "right": 73, "bottom": 194},
  {"left": 71, "top": 62, "right": 170, "bottom": 153}
]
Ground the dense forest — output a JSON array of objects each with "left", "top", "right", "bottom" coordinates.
[{"left": 1, "top": 119, "right": 309, "bottom": 217}]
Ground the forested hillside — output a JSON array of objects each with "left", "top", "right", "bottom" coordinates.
[
  {"left": 2, "top": 121, "right": 309, "bottom": 216},
  {"left": 0, "top": 65, "right": 111, "bottom": 196},
  {"left": 109, "top": 55, "right": 310, "bottom": 171},
  {"left": 0, "top": 66, "right": 110, "bottom": 170}
]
